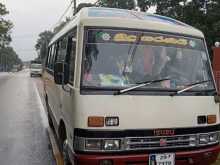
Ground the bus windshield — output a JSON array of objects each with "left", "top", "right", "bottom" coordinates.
[{"left": 82, "top": 29, "right": 214, "bottom": 91}]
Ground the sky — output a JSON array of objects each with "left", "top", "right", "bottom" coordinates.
[
  {"left": 2, "top": 0, "right": 96, "bottom": 61},
  {"left": 2, "top": 0, "right": 154, "bottom": 61}
]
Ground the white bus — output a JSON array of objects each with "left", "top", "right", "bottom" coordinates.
[{"left": 43, "top": 7, "right": 220, "bottom": 165}]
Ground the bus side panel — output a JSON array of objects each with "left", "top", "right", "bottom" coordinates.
[{"left": 44, "top": 70, "right": 62, "bottom": 134}]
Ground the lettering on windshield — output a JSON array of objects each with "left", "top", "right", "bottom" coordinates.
[
  {"left": 89, "top": 29, "right": 204, "bottom": 50},
  {"left": 114, "top": 33, "right": 188, "bottom": 46}
]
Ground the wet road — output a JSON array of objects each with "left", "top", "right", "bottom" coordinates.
[{"left": 0, "top": 70, "right": 55, "bottom": 165}]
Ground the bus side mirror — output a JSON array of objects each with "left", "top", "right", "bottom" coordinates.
[{"left": 54, "top": 62, "right": 69, "bottom": 85}]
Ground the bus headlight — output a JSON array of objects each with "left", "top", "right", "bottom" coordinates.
[
  {"left": 189, "top": 135, "right": 197, "bottom": 147},
  {"left": 199, "top": 132, "right": 219, "bottom": 145},
  {"left": 85, "top": 139, "right": 102, "bottom": 150},
  {"left": 199, "top": 134, "right": 209, "bottom": 145},
  {"left": 209, "top": 133, "right": 218, "bottom": 143},
  {"left": 103, "top": 139, "right": 120, "bottom": 150},
  {"left": 84, "top": 139, "right": 121, "bottom": 151}
]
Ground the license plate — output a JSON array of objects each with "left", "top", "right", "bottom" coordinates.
[{"left": 149, "top": 153, "right": 175, "bottom": 165}]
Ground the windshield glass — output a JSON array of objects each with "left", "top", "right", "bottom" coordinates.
[
  {"left": 31, "top": 64, "right": 42, "bottom": 69},
  {"left": 82, "top": 29, "right": 214, "bottom": 91}
]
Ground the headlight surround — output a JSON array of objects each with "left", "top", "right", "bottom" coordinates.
[
  {"left": 103, "top": 139, "right": 121, "bottom": 150},
  {"left": 189, "top": 135, "right": 197, "bottom": 147},
  {"left": 199, "top": 134, "right": 209, "bottom": 145},
  {"left": 209, "top": 132, "right": 219, "bottom": 143},
  {"left": 85, "top": 139, "right": 102, "bottom": 150},
  {"left": 199, "top": 132, "right": 219, "bottom": 145},
  {"left": 84, "top": 138, "right": 121, "bottom": 151}
]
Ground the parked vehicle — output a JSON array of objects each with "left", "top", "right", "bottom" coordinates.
[
  {"left": 43, "top": 7, "right": 220, "bottom": 165},
  {"left": 30, "top": 61, "right": 42, "bottom": 77}
]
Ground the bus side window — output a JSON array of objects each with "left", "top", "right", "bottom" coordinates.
[
  {"left": 46, "top": 47, "right": 51, "bottom": 69},
  {"left": 49, "top": 44, "right": 56, "bottom": 70},
  {"left": 56, "top": 37, "right": 68, "bottom": 63},
  {"left": 66, "top": 36, "right": 76, "bottom": 85}
]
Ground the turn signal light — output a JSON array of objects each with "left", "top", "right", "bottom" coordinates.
[
  {"left": 207, "top": 115, "right": 216, "bottom": 124},
  {"left": 88, "top": 116, "right": 104, "bottom": 127}
]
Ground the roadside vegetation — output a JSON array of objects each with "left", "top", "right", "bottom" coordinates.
[{"left": 0, "top": 2, "right": 22, "bottom": 71}]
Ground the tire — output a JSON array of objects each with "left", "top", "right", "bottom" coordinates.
[{"left": 63, "top": 140, "right": 71, "bottom": 165}]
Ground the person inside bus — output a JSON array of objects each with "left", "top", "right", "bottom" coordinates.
[
  {"left": 160, "top": 48, "right": 191, "bottom": 88},
  {"left": 83, "top": 43, "right": 126, "bottom": 87},
  {"left": 128, "top": 45, "right": 156, "bottom": 83}
]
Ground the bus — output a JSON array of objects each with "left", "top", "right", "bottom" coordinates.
[{"left": 43, "top": 7, "right": 220, "bottom": 165}]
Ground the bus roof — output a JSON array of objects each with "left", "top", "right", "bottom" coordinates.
[{"left": 49, "top": 7, "right": 204, "bottom": 45}]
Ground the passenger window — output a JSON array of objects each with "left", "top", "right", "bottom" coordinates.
[
  {"left": 56, "top": 37, "right": 67, "bottom": 62},
  {"left": 49, "top": 45, "right": 55, "bottom": 70},
  {"left": 67, "top": 37, "right": 76, "bottom": 84},
  {"left": 46, "top": 47, "right": 51, "bottom": 68}
]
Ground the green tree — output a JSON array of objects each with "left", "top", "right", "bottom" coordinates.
[
  {"left": 35, "top": 30, "right": 53, "bottom": 61},
  {"left": 149, "top": 0, "right": 220, "bottom": 56},
  {"left": 97, "top": 0, "right": 135, "bottom": 10},
  {"left": 0, "top": 46, "right": 22, "bottom": 71},
  {"left": 97, "top": 0, "right": 151, "bottom": 11},
  {"left": 0, "top": 2, "right": 13, "bottom": 47},
  {"left": 0, "top": 2, "right": 21, "bottom": 71}
]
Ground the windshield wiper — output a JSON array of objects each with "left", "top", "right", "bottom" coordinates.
[
  {"left": 170, "top": 80, "right": 212, "bottom": 96},
  {"left": 114, "top": 78, "right": 170, "bottom": 95}
]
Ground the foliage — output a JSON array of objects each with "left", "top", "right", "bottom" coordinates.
[
  {"left": 149, "top": 0, "right": 220, "bottom": 56},
  {"left": 35, "top": 30, "right": 53, "bottom": 61},
  {"left": 0, "top": 46, "right": 22, "bottom": 71},
  {"left": 97, "top": 0, "right": 135, "bottom": 10},
  {"left": 97, "top": 0, "right": 220, "bottom": 56},
  {"left": 0, "top": 2, "right": 13, "bottom": 47},
  {"left": 0, "top": 2, "right": 22, "bottom": 71},
  {"left": 97, "top": 0, "right": 152, "bottom": 11}
]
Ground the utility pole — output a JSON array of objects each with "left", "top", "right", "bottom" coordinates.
[{"left": 72, "top": 0, "right": 77, "bottom": 15}]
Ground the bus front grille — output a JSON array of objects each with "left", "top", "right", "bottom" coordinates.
[{"left": 125, "top": 135, "right": 196, "bottom": 150}]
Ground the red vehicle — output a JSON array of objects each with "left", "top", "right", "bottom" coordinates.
[{"left": 213, "top": 47, "right": 220, "bottom": 93}]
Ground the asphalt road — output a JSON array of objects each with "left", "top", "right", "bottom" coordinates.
[{"left": 0, "top": 70, "right": 55, "bottom": 165}]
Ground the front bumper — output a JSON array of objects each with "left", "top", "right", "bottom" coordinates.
[
  {"left": 31, "top": 72, "right": 42, "bottom": 76},
  {"left": 71, "top": 145, "right": 220, "bottom": 165}
]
